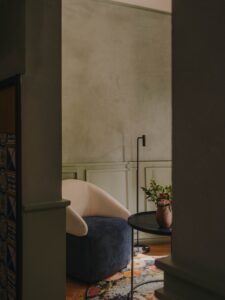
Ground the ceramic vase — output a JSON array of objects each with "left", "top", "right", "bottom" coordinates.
[{"left": 156, "top": 205, "right": 172, "bottom": 228}]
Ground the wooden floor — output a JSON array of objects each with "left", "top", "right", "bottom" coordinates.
[{"left": 66, "top": 243, "right": 171, "bottom": 300}]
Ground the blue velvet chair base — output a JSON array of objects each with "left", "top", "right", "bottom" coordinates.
[{"left": 66, "top": 216, "right": 131, "bottom": 283}]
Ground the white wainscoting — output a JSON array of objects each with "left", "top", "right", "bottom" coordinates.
[
  {"left": 62, "top": 160, "right": 172, "bottom": 243},
  {"left": 86, "top": 167, "right": 128, "bottom": 208}
]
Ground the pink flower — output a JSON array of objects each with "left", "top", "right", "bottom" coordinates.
[{"left": 157, "top": 199, "right": 172, "bottom": 207}]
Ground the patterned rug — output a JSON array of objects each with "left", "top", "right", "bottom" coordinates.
[{"left": 86, "top": 254, "right": 164, "bottom": 300}]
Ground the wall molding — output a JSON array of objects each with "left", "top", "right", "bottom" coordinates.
[
  {"left": 23, "top": 199, "right": 70, "bottom": 213},
  {"left": 155, "top": 256, "right": 225, "bottom": 300},
  {"left": 63, "top": 160, "right": 172, "bottom": 243},
  {"left": 63, "top": 160, "right": 171, "bottom": 169}
]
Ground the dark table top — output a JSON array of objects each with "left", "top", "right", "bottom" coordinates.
[{"left": 128, "top": 211, "right": 172, "bottom": 236}]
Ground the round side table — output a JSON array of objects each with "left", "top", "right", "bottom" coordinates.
[{"left": 128, "top": 211, "right": 172, "bottom": 299}]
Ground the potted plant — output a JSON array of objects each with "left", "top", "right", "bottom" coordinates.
[{"left": 142, "top": 179, "right": 172, "bottom": 228}]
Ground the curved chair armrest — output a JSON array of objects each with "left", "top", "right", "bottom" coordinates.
[
  {"left": 89, "top": 184, "right": 131, "bottom": 220},
  {"left": 66, "top": 206, "right": 88, "bottom": 237}
]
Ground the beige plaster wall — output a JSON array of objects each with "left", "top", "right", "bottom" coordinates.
[
  {"left": 62, "top": 0, "right": 171, "bottom": 163},
  {"left": 111, "top": 0, "right": 172, "bottom": 13}
]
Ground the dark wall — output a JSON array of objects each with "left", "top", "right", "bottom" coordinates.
[
  {"left": 21, "top": 0, "right": 62, "bottom": 204},
  {"left": 173, "top": 0, "right": 225, "bottom": 274},
  {"left": 0, "top": 0, "right": 25, "bottom": 80},
  {"left": 0, "top": 0, "right": 62, "bottom": 206},
  {"left": 1, "top": 1, "right": 65, "bottom": 299}
]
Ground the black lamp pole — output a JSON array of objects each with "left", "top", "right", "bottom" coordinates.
[
  {"left": 136, "top": 135, "right": 146, "bottom": 215},
  {"left": 135, "top": 135, "right": 149, "bottom": 252}
]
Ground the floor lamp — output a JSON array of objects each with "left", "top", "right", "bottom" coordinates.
[{"left": 135, "top": 135, "right": 149, "bottom": 253}]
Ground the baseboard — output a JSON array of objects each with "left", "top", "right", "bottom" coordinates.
[
  {"left": 134, "top": 230, "right": 171, "bottom": 245},
  {"left": 155, "top": 256, "right": 225, "bottom": 300},
  {"left": 136, "top": 236, "right": 171, "bottom": 245}
]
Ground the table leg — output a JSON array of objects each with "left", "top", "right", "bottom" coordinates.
[{"left": 130, "top": 227, "right": 134, "bottom": 300}]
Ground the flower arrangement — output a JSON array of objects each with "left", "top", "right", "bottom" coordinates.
[{"left": 141, "top": 179, "right": 172, "bottom": 207}]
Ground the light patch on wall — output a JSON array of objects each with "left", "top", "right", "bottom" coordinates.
[
  {"left": 110, "top": 0, "right": 172, "bottom": 13},
  {"left": 62, "top": 0, "right": 171, "bottom": 163}
]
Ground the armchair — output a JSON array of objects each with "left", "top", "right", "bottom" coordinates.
[{"left": 62, "top": 179, "right": 131, "bottom": 283}]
